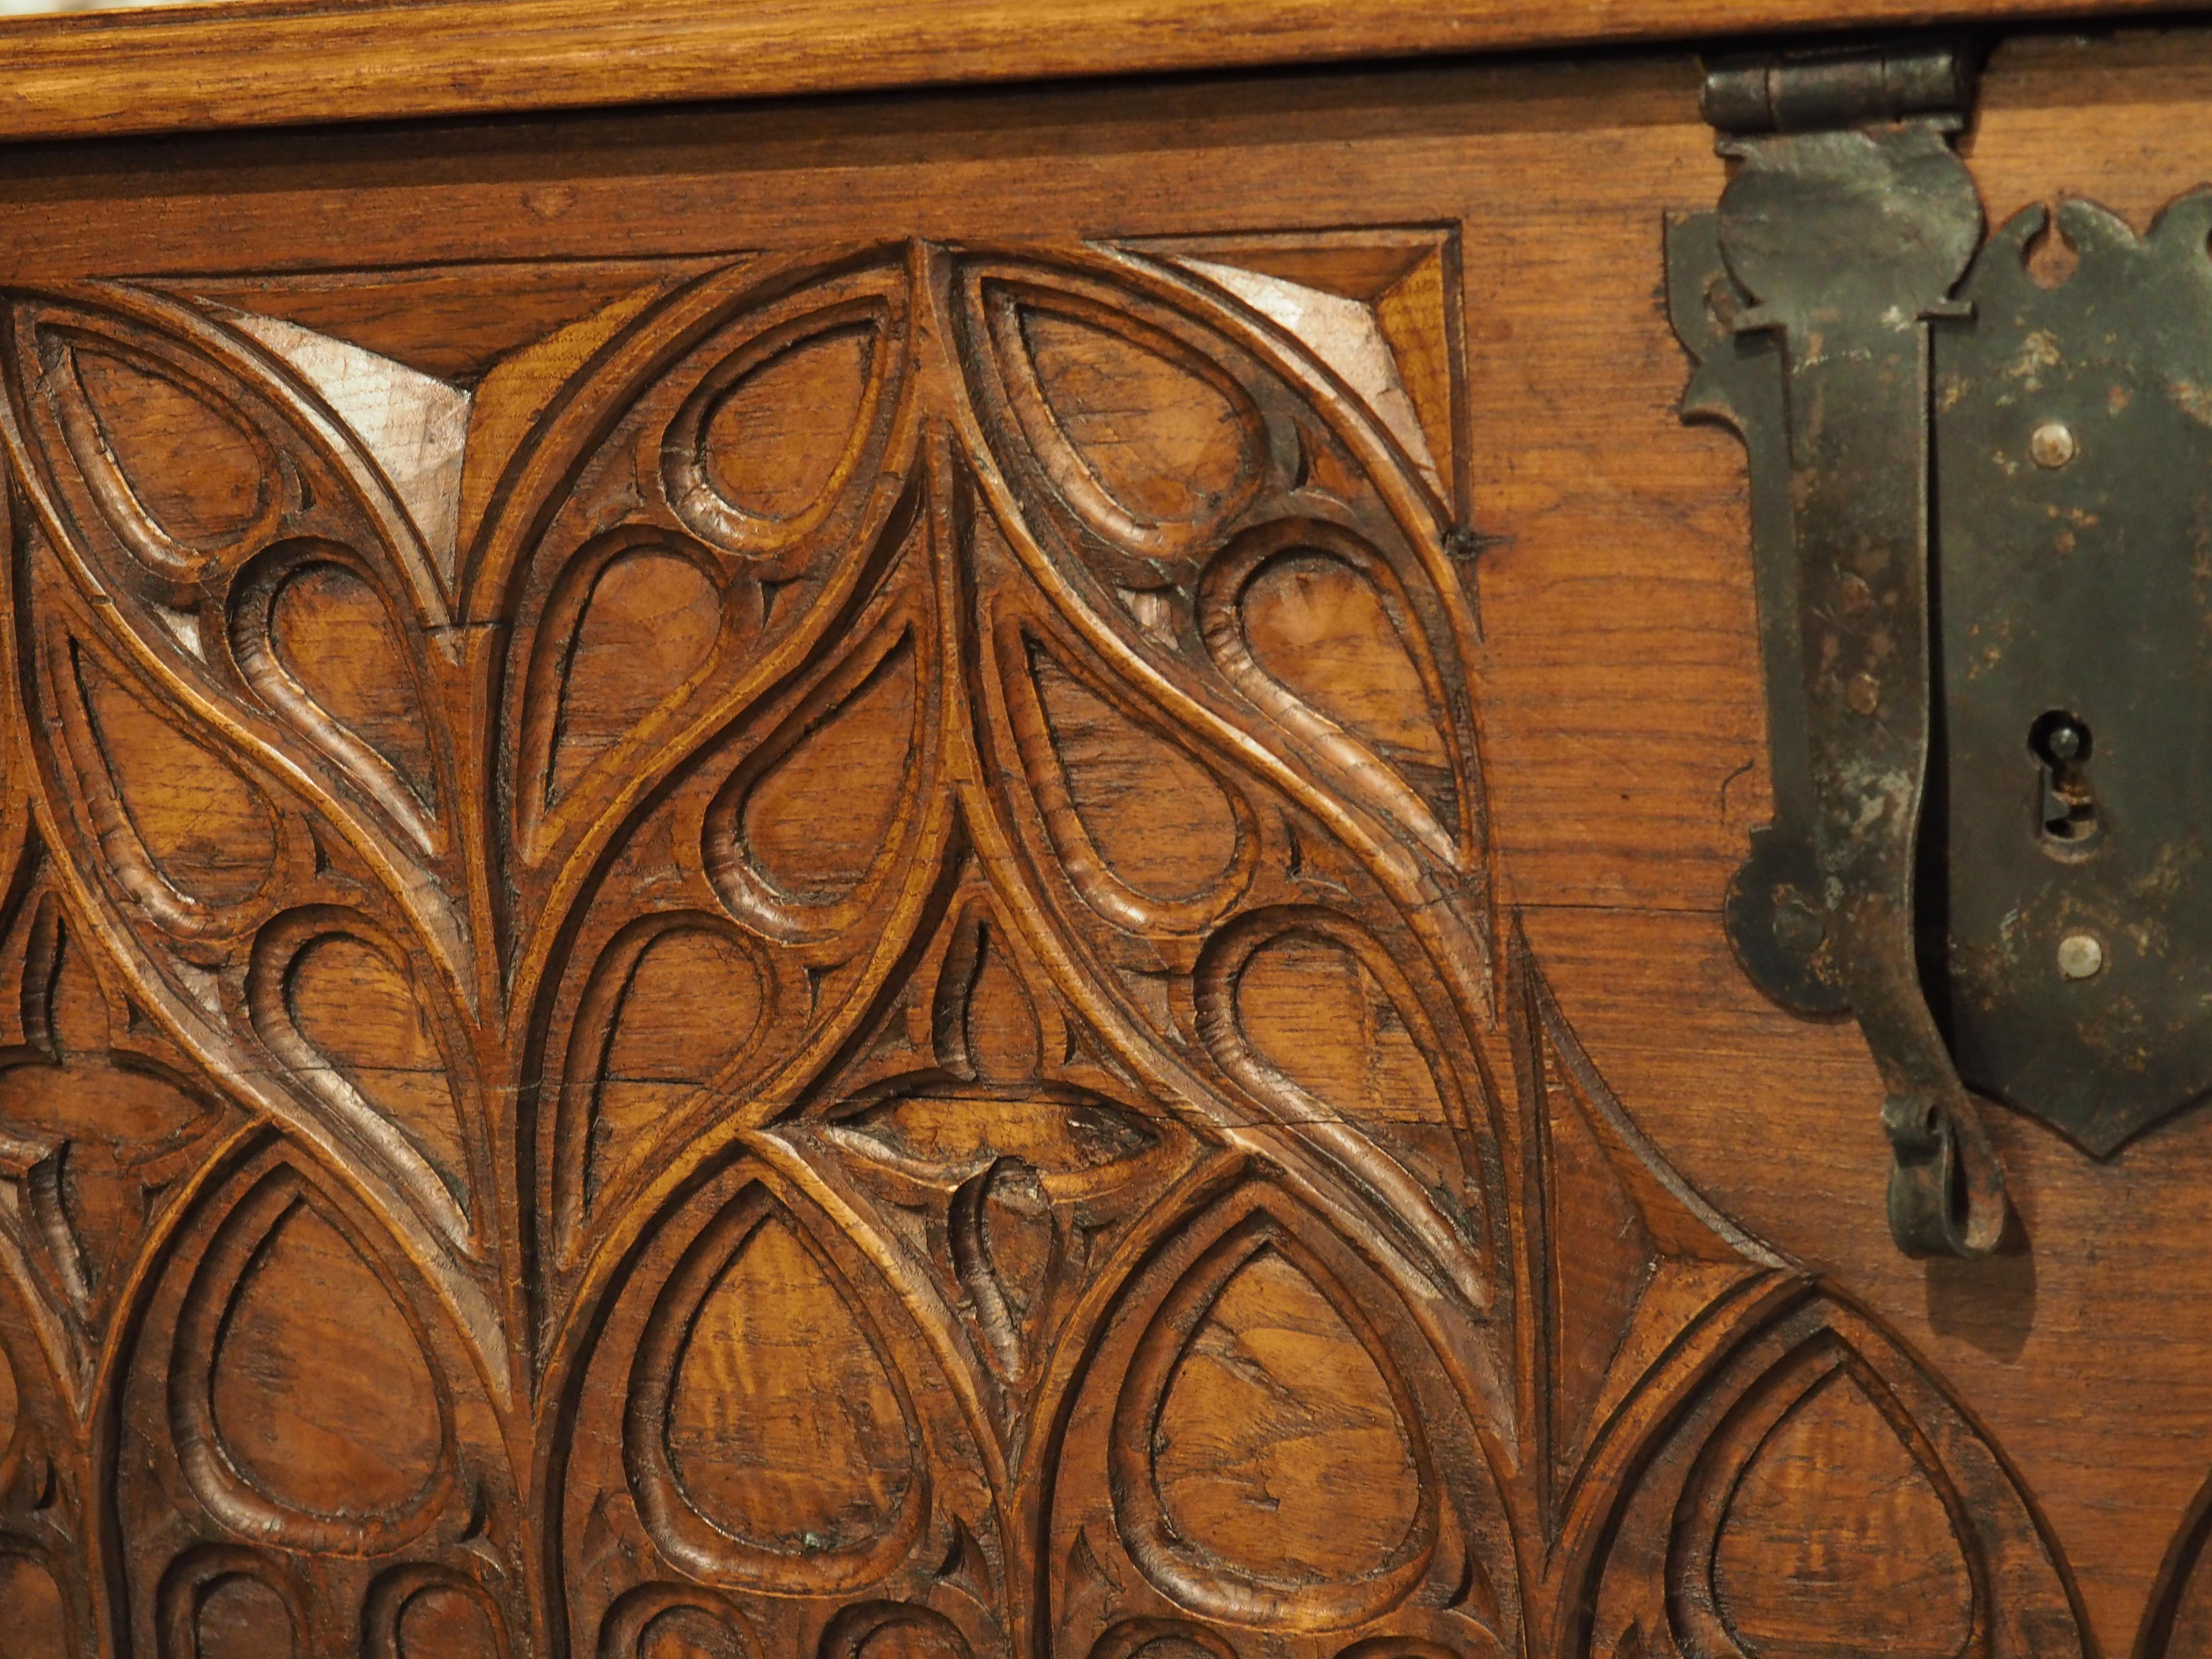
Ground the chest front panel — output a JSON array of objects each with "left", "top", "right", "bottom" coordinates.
[{"left": 0, "top": 31, "right": 2205, "bottom": 1659}]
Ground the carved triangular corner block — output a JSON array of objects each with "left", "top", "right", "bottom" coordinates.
[{"left": 1119, "top": 228, "right": 1468, "bottom": 517}]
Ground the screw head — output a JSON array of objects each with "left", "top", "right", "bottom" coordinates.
[
  {"left": 2031, "top": 421, "right": 2079, "bottom": 469},
  {"left": 2057, "top": 933, "right": 2105, "bottom": 980}
]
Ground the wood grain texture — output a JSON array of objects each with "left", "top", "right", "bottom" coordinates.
[
  {"left": 0, "top": 19, "right": 2202, "bottom": 1659},
  {"left": 0, "top": 0, "right": 2194, "bottom": 143}
]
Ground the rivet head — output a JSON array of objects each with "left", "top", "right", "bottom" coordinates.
[
  {"left": 2031, "top": 421, "right": 2078, "bottom": 469},
  {"left": 1773, "top": 894, "right": 1826, "bottom": 954},
  {"left": 2057, "top": 933, "right": 2105, "bottom": 980},
  {"left": 1846, "top": 673, "right": 1881, "bottom": 716}
]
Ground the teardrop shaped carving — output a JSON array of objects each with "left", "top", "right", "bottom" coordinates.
[
  {"left": 1011, "top": 636, "right": 1251, "bottom": 930},
  {"left": 191, "top": 1186, "right": 447, "bottom": 1530},
  {"left": 1108, "top": 1208, "right": 1441, "bottom": 1631},
  {"left": 1230, "top": 926, "right": 1447, "bottom": 1129},
  {"left": 393, "top": 1583, "right": 505, "bottom": 1659},
  {"left": 831, "top": 1092, "right": 1158, "bottom": 1190},
  {"left": 0, "top": 1338, "right": 16, "bottom": 1460},
  {"left": 991, "top": 290, "right": 1264, "bottom": 553},
  {"left": 558, "top": 915, "right": 774, "bottom": 1247},
  {"left": 246, "top": 913, "right": 472, "bottom": 1234},
  {"left": 1239, "top": 553, "right": 1451, "bottom": 776},
  {"left": 952, "top": 1155, "right": 1058, "bottom": 1382},
  {"left": 547, "top": 545, "right": 727, "bottom": 805},
  {"left": 632, "top": 1603, "right": 751, "bottom": 1659},
  {"left": 1595, "top": 1298, "right": 2084, "bottom": 1659},
  {"left": 704, "top": 327, "right": 877, "bottom": 519},
  {"left": 665, "top": 310, "right": 890, "bottom": 554},
  {"left": 192, "top": 1572, "right": 298, "bottom": 1659},
  {"left": 944, "top": 920, "right": 1043, "bottom": 1086},
  {"left": 707, "top": 626, "right": 922, "bottom": 937},
  {"left": 0, "top": 1555, "right": 67, "bottom": 1656},
  {"left": 1199, "top": 521, "right": 1464, "bottom": 865},
  {"left": 599, "top": 1585, "right": 760, "bottom": 1658},
  {"left": 1711, "top": 1369, "right": 1974, "bottom": 1659},
  {"left": 231, "top": 548, "right": 442, "bottom": 854},
  {"left": 284, "top": 930, "right": 470, "bottom": 1212},
  {"left": 63, "top": 343, "right": 273, "bottom": 572},
  {"left": 822, "top": 1602, "right": 975, "bottom": 1659},
  {"left": 627, "top": 1186, "right": 923, "bottom": 1589},
  {"left": 1152, "top": 1244, "right": 1422, "bottom": 1582},
  {"left": 60, "top": 641, "right": 278, "bottom": 926}
]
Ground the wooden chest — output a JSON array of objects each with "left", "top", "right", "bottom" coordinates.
[{"left": 0, "top": 3, "right": 2206, "bottom": 1654}]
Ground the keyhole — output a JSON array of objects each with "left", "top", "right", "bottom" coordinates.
[{"left": 2029, "top": 710, "right": 2099, "bottom": 845}]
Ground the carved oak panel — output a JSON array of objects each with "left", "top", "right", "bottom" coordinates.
[{"left": 0, "top": 230, "right": 2105, "bottom": 1657}]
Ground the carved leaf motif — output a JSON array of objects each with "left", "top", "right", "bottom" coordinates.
[
  {"left": 1227, "top": 925, "right": 1447, "bottom": 1129},
  {"left": 1005, "top": 632, "right": 1254, "bottom": 932},
  {"left": 0, "top": 1554, "right": 68, "bottom": 1655},
  {"left": 52, "top": 340, "right": 276, "bottom": 582},
  {"left": 950, "top": 1155, "right": 1057, "bottom": 1383},
  {"left": 203, "top": 1197, "right": 445, "bottom": 1522},
  {"left": 1193, "top": 906, "right": 1491, "bottom": 1312},
  {"left": 230, "top": 547, "right": 445, "bottom": 856},
  {"left": 626, "top": 1185, "right": 924, "bottom": 1588},
  {"left": 1586, "top": 1294, "right": 2087, "bottom": 1659},
  {"left": 1149, "top": 1242, "right": 1422, "bottom": 1582},
  {"left": 543, "top": 545, "right": 730, "bottom": 809},
  {"left": 248, "top": 914, "right": 474, "bottom": 1233},
  {"left": 830, "top": 1093, "right": 1158, "bottom": 1192},
  {"left": 713, "top": 628, "right": 923, "bottom": 924},
  {"left": 1710, "top": 1368, "right": 1975, "bottom": 1657},
  {"left": 0, "top": 900, "right": 226, "bottom": 1323},
  {"left": 996, "top": 294, "right": 1265, "bottom": 553},
  {"left": 1222, "top": 540, "right": 1459, "bottom": 841},
  {"left": 1054, "top": 1179, "right": 1510, "bottom": 1647},
  {"left": 687, "top": 324, "right": 881, "bottom": 525},
  {"left": 665, "top": 310, "right": 894, "bottom": 554},
  {"left": 57, "top": 640, "right": 279, "bottom": 926},
  {"left": 1197, "top": 522, "right": 1466, "bottom": 866},
  {"left": 664, "top": 1215, "right": 913, "bottom": 1549},
  {"left": 389, "top": 1582, "right": 505, "bottom": 1659},
  {"left": 556, "top": 915, "right": 773, "bottom": 1249},
  {"left": 190, "top": 1572, "right": 298, "bottom": 1659}
]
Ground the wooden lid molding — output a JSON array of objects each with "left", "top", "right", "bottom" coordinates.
[{"left": 0, "top": 0, "right": 2193, "bottom": 143}]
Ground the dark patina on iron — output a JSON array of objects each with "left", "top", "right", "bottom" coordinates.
[
  {"left": 1675, "top": 37, "right": 2212, "bottom": 1255},
  {"left": 1672, "top": 39, "right": 2008, "bottom": 1259}
]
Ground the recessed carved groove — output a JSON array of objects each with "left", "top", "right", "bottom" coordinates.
[
  {"left": 166, "top": 1168, "right": 455, "bottom": 1555},
  {"left": 43, "top": 329, "right": 280, "bottom": 591},
  {"left": 228, "top": 539, "right": 443, "bottom": 857},
  {"left": 244, "top": 906, "right": 473, "bottom": 1240},
  {"left": 623, "top": 1179, "right": 926, "bottom": 1592},
  {"left": 996, "top": 624, "right": 1257, "bottom": 934},
  {"left": 1194, "top": 904, "right": 1488, "bottom": 1311},
  {"left": 1106, "top": 1201, "right": 1441, "bottom": 1633},
  {"left": 552, "top": 909, "right": 778, "bottom": 1257},
  {"left": 51, "top": 634, "right": 280, "bottom": 940},
  {"left": 663, "top": 300, "right": 894, "bottom": 556},
  {"left": 515, "top": 529, "right": 741, "bottom": 853},
  {"left": 979, "top": 278, "right": 1267, "bottom": 563},
  {"left": 1196, "top": 518, "right": 1464, "bottom": 867},
  {"left": 703, "top": 614, "right": 927, "bottom": 942}
]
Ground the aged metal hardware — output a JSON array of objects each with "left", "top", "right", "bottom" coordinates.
[{"left": 1674, "top": 38, "right": 2212, "bottom": 1256}]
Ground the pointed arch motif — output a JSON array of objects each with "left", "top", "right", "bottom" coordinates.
[{"left": 0, "top": 231, "right": 2084, "bottom": 1659}]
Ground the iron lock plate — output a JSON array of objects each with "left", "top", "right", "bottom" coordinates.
[
  {"left": 1670, "top": 39, "right": 2212, "bottom": 1253},
  {"left": 1935, "top": 198, "right": 2212, "bottom": 1157}
]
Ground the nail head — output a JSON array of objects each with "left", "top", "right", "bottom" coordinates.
[{"left": 2057, "top": 933, "right": 2104, "bottom": 980}]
